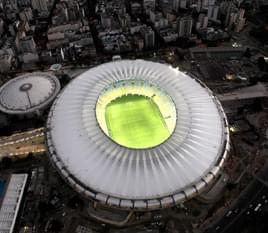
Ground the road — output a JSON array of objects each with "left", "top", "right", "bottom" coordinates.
[
  {"left": 0, "top": 128, "right": 46, "bottom": 160},
  {"left": 205, "top": 165, "right": 268, "bottom": 233}
]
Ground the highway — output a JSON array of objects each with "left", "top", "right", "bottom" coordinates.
[
  {"left": 205, "top": 165, "right": 268, "bottom": 233},
  {"left": 0, "top": 128, "right": 46, "bottom": 160}
]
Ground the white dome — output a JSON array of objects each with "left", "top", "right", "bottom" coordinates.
[
  {"left": 0, "top": 72, "right": 60, "bottom": 115},
  {"left": 46, "top": 60, "right": 229, "bottom": 209}
]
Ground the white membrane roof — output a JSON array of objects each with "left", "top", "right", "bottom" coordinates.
[
  {"left": 46, "top": 60, "right": 229, "bottom": 209},
  {"left": 0, "top": 72, "right": 60, "bottom": 114}
]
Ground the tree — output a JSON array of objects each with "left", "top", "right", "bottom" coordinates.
[
  {"left": 50, "top": 219, "right": 63, "bottom": 233},
  {"left": 1, "top": 157, "right": 12, "bottom": 167},
  {"left": 258, "top": 57, "right": 266, "bottom": 70},
  {"left": 244, "top": 48, "right": 251, "bottom": 58}
]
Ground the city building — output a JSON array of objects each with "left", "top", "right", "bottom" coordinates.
[
  {"left": 16, "top": 36, "right": 36, "bottom": 54},
  {"left": 98, "top": 29, "right": 132, "bottom": 53},
  {"left": 0, "top": 174, "right": 28, "bottom": 233},
  {"left": 177, "top": 16, "right": 193, "bottom": 38},
  {"left": 197, "top": 13, "right": 209, "bottom": 30},
  {"left": 234, "top": 9, "right": 246, "bottom": 32},
  {"left": 46, "top": 60, "right": 230, "bottom": 225},
  {"left": 0, "top": 54, "right": 13, "bottom": 73},
  {"left": 19, "top": 7, "right": 33, "bottom": 21},
  {"left": 46, "top": 20, "right": 96, "bottom": 56},
  {"left": 0, "top": 18, "right": 4, "bottom": 36},
  {"left": 171, "top": 0, "right": 180, "bottom": 12},
  {"left": 130, "top": 22, "right": 146, "bottom": 34},
  {"left": 19, "top": 52, "right": 39, "bottom": 63},
  {"left": 180, "top": 0, "right": 187, "bottom": 9},
  {"left": 17, "top": 0, "right": 32, "bottom": 7},
  {"left": 143, "top": 0, "right": 155, "bottom": 14},
  {"left": 150, "top": 11, "right": 168, "bottom": 29},
  {"left": 196, "top": 0, "right": 202, "bottom": 12},
  {"left": 101, "top": 13, "right": 113, "bottom": 29},
  {"left": 130, "top": 1, "right": 142, "bottom": 15},
  {"left": 207, "top": 2, "right": 219, "bottom": 20},
  {"left": 222, "top": 1, "right": 246, "bottom": 32},
  {"left": 189, "top": 46, "right": 245, "bottom": 60},
  {"left": 31, "top": 0, "right": 48, "bottom": 12},
  {"left": 158, "top": 27, "right": 178, "bottom": 42},
  {"left": 141, "top": 26, "right": 155, "bottom": 48}
]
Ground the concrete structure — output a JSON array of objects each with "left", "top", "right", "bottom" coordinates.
[
  {"left": 177, "top": 17, "right": 193, "bottom": 38},
  {"left": 31, "top": 0, "right": 48, "bottom": 12},
  {"left": 171, "top": 0, "right": 180, "bottom": 12},
  {"left": 159, "top": 27, "right": 178, "bottom": 43},
  {"left": 19, "top": 8, "right": 33, "bottom": 21},
  {"left": 0, "top": 54, "right": 13, "bottom": 73},
  {"left": 180, "top": 0, "right": 187, "bottom": 8},
  {"left": 217, "top": 83, "right": 268, "bottom": 102},
  {"left": 0, "top": 174, "right": 28, "bottom": 233},
  {"left": 189, "top": 46, "right": 245, "bottom": 60},
  {"left": 150, "top": 11, "right": 168, "bottom": 29},
  {"left": 234, "top": 9, "right": 246, "bottom": 33},
  {"left": 0, "top": 72, "right": 60, "bottom": 116},
  {"left": 16, "top": 36, "right": 36, "bottom": 54},
  {"left": 0, "top": 18, "right": 4, "bottom": 36},
  {"left": 197, "top": 172, "right": 229, "bottom": 203},
  {"left": 143, "top": 0, "right": 155, "bottom": 13},
  {"left": 141, "top": 26, "right": 155, "bottom": 48},
  {"left": 46, "top": 60, "right": 230, "bottom": 220},
  {"left": 49, "top": 63, "right": 62, "bottom": 72}
]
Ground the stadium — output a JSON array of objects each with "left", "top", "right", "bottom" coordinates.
[
  {"left": 46, "top": 60, "right": 230, "bottom": 224},
  {"left": 96, "top": 79, "right": 177, "bottom": 149},
  {"left": 0, "top": 72, "right": 60, "bottom": 116}
]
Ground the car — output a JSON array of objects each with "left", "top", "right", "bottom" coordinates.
[
  {"left": 254, "top": 203, "right": 262, "bottom": 212},
  {"left": 226, "top": 210, "right": 232, "bottom": 217},
  {"left": 234, "top": 208, "right": 240, "bottom": 214}
]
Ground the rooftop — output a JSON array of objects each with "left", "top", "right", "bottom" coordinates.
[{"left": 46, "top": 60, "right": 230, "bottom": 209}]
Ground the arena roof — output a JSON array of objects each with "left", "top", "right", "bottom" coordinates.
[
  {"left": 46, "top": 60, "right": 230, "bottom": 210},
  {"left": 0, "top": 72, "right": 60, "bottom": 115}
]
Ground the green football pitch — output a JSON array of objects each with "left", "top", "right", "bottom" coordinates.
[{"left": 105, "top": 94, "right": 170, "bottom": 149}]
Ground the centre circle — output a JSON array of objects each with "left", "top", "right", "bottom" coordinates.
[
  {"left": 95, "top": 80, "right": 177, "bottom": 149},
  {"left": 19, "top": 83, "right": 33, "bottom": 92}
]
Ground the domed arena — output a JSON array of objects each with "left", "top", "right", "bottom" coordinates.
[
  {"left": 0, "top": 72, "right": 60, "bottom": 116},
  {"left": 46, "top": 60, "right": 230, "bottom": 214}
]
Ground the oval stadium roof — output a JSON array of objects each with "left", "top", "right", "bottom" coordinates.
[
  {"left": 46, "top": 60, "right": 230, "bottom": 210},
  {"left": 0, "top": 72, "right": 60, "bottom": 115}
]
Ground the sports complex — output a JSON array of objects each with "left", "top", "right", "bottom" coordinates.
[
  {"left": 46, "top": 60, "right": 230, "bottom": 221},
  {"left": 0, "top": 72, "right": 60, "bottom": 116},
  {"left": 96, "top": 79, "right": 176, "bottom": 149}
]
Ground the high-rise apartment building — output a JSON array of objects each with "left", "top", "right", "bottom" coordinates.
[
  {"left": 177, "top": 17, "right": 193, "bottom": 37},
  {"left": 31, "top": 0, "right": 48, "bottom": 12}
]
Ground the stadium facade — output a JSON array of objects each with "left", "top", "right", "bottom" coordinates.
[
  {"left": 0, "top": 72, "right": 60, "bottom": 117},
  {"left": 46, "top": 60, "right": 230, "bottom": 225}
]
